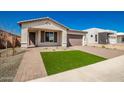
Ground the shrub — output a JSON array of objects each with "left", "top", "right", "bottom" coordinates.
[{"left": 102, "top": 45, "right": 105, "bottom": 48}]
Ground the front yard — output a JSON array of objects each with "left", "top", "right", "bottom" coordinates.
[
  {"left": 41, "top": 50, "right": 106, "bottom": 75},
  {"left": 0, "top": 48, "right": 25, "bottom": 82}
]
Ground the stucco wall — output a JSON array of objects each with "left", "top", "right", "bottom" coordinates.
[
  {"left": 21, "top": 28, "right": 28, "bottom": 47},
  {"left": 21, "top": 20, "right": 66, "bottom": 31},
  {"left": 85, "top": 28, "right": 99, "bottom": 45},
  {"left": 109, "top": 36, "right": 117, "bottom": 44},
  {"left": 21, "top": 19, "right": 67, "bottom": 47}
]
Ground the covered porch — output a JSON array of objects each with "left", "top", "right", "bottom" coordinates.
[{"left": 28, "top": 28, "right": 63, "bottom": 47}]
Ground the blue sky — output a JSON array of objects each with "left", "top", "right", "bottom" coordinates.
[{"left": 0, "top": 11, "right": 124, "bottom": 35}]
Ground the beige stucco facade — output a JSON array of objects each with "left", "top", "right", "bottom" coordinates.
[
  {"left": 19, "top": 17, "right": 87, "bottom": 48},
  {"left": 20, "top": 19, "right": 67, "bottom": 47}
]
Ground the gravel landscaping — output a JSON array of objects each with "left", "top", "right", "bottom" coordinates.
[{"left": 0, "top": 48, "right": 25, "bottom": 82}]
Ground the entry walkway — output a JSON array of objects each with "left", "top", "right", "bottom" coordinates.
[{"left": 14, "top": 48, "right": 47, "bottom": 82}]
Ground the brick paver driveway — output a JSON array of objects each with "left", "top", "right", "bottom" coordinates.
[
  {"left": 14, "top": 48, "right": 47, "bottom": 82},
  {"left": 70, "top": 46, "right": 124, "bottom": 58}
]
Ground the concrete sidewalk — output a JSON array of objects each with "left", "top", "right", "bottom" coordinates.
[
  {"left": 30, "top": 55, "right": 124, "bottom": 82},
  {"left": 70, "top": 46, "right": 124, "bottom": 58},
  {"left": 14, "top": 48, "right": 47, "bottom": 82}
]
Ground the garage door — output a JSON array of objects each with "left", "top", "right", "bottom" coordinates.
[{"left": 67, "top": 34, "right": 83, "bottom": 46}]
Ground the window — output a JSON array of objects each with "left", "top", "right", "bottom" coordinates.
[
  {"left": 95, "top": 35, "right": 97, "bottom": 42},
  {"left": 42, "top": 32, "right": 57, "bottom": 42},
  {"left": 49, "top": 32, "right": 54, "bottom": 42},
  {"left": 45, "top": 32, "right": 50, "bottom": 42},
  {"left": 91, "top": 35, "right": 93, "bottom": 37}
]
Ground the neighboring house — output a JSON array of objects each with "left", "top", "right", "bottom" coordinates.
[
  {"left": 117, "top": 33, "right": 124, "bottom": 43},
  {"left": 0, "top": 29, "right": 21, "bottom": 49},
  {"left": 18, "top": 17, "right": 87, "bottom": 48},
  {"left": 84, "top": 28, "right": 117, "bottom": 45},
  {"left": 84, "top": 28, "right": 124, "bottom": 45},
  {"left": 109, "top": 33, "right": 124, "bottom": 44}
]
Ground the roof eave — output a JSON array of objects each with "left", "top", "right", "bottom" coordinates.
[{"left": 17, "top": 17, "right": 69, "bottom": 30}]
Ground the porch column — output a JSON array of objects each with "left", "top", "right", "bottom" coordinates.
[
  {"left": 61, "top": 30, "right": 67, "bottom": 47},
  {"left": 35, "top": 31, "right": 39, "bottom": 46},
  {"left": 37, "top": 30, "right": 41, "bottom": 46},
  {"left": 21, "top": 27, "right": 28, "bottom": 48},
  {"left": 82, "top": 35, "right": 86, "bottom": 46}
]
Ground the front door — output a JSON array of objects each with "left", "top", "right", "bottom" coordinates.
[{"left": 29, "top": 32, "right": 35, "bottom": 45}]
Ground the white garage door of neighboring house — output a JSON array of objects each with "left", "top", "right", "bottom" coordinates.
[
  {"left": 67, "top": 34, "right": 83, "bottom": 46},
  {"left": 109, "top": 37, "right": 117, "bottom": 44}
]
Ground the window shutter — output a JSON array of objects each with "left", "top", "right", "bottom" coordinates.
[
  {"left": 41, "top": 31, "right": 44, "bottom": 42},
  {"left": 54, "top": 32, "right": 57, "bottom": 42}
]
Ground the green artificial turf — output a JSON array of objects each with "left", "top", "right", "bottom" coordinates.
[{"left": 41, "top": 50, "right": 106, "bottom": 75}]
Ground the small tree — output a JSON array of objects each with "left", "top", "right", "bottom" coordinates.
[
  {"left": 4, "top": 33, "right": 8, "bottom": 57},
  {"left": 12, "top": 34, "right": 16, "bottom": 56},
  {"left": 4, "top": 33, "right": 7, "bottom": 49}
]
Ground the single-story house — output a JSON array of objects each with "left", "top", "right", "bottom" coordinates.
[
  {"left": 0, "top": 29, "right": 21, "bottom": 49},
  {"left": 84, "top": 28, "right": 124, "bottom": 45},
  {"left": 84, "top": 28, "right": 116, "bottom": 45},
  {"left": 18, "top": 17, "right": 87, "bottom": 48},
  {"left": 109, "top": 33, "right": 124, "bottom": 44}
]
